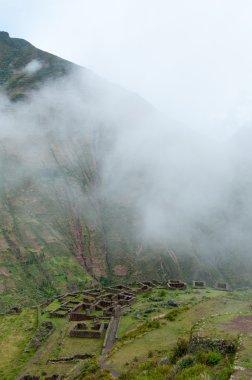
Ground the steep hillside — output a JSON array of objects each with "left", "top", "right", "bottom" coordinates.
[
  {"left": 0, "top": 31, "right": 74, "bottom": 100},
  {"left": 0, "top": 32, "right": 181, "bottom": 310},
  {"left": 0, "top": 32, "right": 250, "bottom": 311}
]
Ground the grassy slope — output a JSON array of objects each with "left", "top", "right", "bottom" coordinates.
[
  {"left": 1, "top": 286, "right": 252, "bottom": 379},
  {"left": 0, "top": 308, "right": 37, "bottom": 380},
  {"left": 106, "top": 288, "right": 252, "bottom": 376}
]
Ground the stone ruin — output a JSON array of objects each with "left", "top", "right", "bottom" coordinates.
[
  {"left": 19, "top": 374, "right": 64, "bottom": 380},
  {"left": 70, "top": 321, "right": 106, "bottom": 338},
  {"left": 189, "top": 336, "right": 236, "bottom": 354},
  {"left": 46, "top": 353, "right": 93, "bottom": 363},
  {"left": 167, "top": 279, "right": 187, "bottom": 290},
  {"left": 193, "top": 281, "right": 206, "bottom": 289},
  {"left": 46, "top": 282, "right": 153, "bottom": 340},
  {"left": 16, "top": 277, "right": 235, "bottom": 380},
  {"left": 49, "top": 307, "right": 69, "bottom": 318},
  {"left": 45, "top": 278, "right": 236, "bottom": 344},
  {"left": 216, "top": 282, "right": 229, "bottom": 291}
]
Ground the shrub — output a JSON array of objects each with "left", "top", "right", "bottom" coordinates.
[
  {"left": 206, "top": 351, "right": 221, "bottom": 366},
  {"left": 196, "top": 350, "right": 221, "bottom": 366},
  {"left": 212, "top": 364, "right": 233, "bottom": 380},
  {"left": 170, "top": 338, "right": 189, "bottom": 363},
  {"left": 173, "top": 363, "right": 208, "bottom": 380},
  {"left": 147, "top": 320, "right": 160, "bottom": 329},
  {"left": 176, "top": 354, "right": 196, "bottom": 370},
  {"left": 196, "top": 350, "right": 208, "bottom": 364},
  {"left": 167, "top": 309, "right": 179, "bottom": 321},
  {"left": 75, "top": 358, "right": 100, "bottom": 379}
]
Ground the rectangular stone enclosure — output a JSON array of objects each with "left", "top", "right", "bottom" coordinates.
[
  {"left": 70, "top": 322, "right": 105, "bottom": 338},
  {"left": 193, "top": 281, "right": 206, "bottom": 288},
  {"left": 167, "top": 280, "right": 187, "bottom": 290},
  {"left": 216, "top": 282, "right": 228, "bottom": 290}
]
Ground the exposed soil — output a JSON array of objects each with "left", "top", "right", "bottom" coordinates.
[
  {"left": 222, "top": 315, "right": 252, "bottom": 333},
  {"left": 0, "top": 267, "right": 10, "bottom": 276}
]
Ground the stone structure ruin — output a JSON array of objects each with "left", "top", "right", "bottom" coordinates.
[
  {"left": 46, "top": 281, "right": 164, "bottom": 340},
  {"left": 189, "top": 336, "right": 236, "bottom": 354},
  {"left": 215, "top": 282, "right": 229, "bottom": 291},
  {"left": 70, "top": 321, "right": 105, "bottom": 338},
  {"left": 167, "top": 279, "right": 187, "bottom": 290},
  {"left": 193, "top": 281, "right": 206, "bottom": 289},
  {"left": 17, "top": 277, "right": 233, "bottom": 379}
]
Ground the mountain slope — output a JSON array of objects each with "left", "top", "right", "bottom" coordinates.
[
  {"left": 0, "top": 31, "right": 75, "bottom": 100},
  {"left": 0, "top": 32, "right": 249, "bottom": 311},
  {"left": 0, "top": 32, "right": 182, "bottom": 310}
]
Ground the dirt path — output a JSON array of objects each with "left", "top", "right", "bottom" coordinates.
[{"left": 99, "top": 317, "right": 120, "bottom": 378}]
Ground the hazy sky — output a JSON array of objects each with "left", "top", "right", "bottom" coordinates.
[{"left": 1, "top": 0, "right": 252, "bottom": 132}]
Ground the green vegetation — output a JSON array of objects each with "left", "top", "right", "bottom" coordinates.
[
  {"left": 74, "top": 358, "right": 113, "bottom": 380},
  {"left": 1, "top": 286, "right": 252, "bottom": 379},
  {"left": 1, "top": 31, "right": 252, "bottom": 380},
  {"left": 0, "top": 309, "right": 37, "bottom": 379},
  {"left": 1, "top": 33, "right": 252, "bottom": 314}
]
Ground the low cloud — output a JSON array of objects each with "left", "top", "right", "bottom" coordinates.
[
  {"left": 1, "top": 68, "right": 252, "bottom": 267},
  {"left": 22, "top": 59, "right": 43, "bottom": 74}
]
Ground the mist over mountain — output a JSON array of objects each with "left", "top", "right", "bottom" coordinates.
[{"left": 0, "top": 31, "right": 251, "bottom": 310}]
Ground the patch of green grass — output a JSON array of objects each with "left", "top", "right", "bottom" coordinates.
[
  {"left": 0, "top": 309, "right": 37, "bottom": 379},
  {"left": 74, "top": 357, "right": 113, "bottom": 379},
  {"left": 173, "top": 363, "right": 208, "bottom": 380}
]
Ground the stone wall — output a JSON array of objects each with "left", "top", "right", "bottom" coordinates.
[
  {"left": 189, "top": 336, "right": 236, "bottom": 354},
  {"left": 216, "top": 282, "right": 228, "bottom": 290},
  {"left": 193, "top": 281, "right": 206, "bottom": 288},
  {"left": 70, "top": 322, "right": 104, "bottom": 338},
  {"left": 69, "top": 313, "right": 96, "bottom": 321},
  {"left": 167, "top": 280, "right": 187, "bottom": 289}
]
